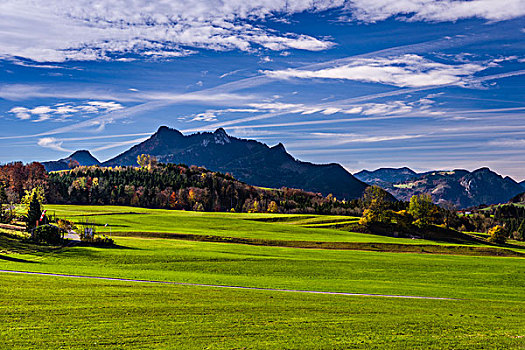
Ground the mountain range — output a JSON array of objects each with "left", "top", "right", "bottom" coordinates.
[
  {"left": 43, "top": 126, "right": 368, "bottom": 200},
  {"left": 41, "top": 126, "right": 524, "bottom": 208},
  {"left": 354, "top": 167, "right": 524, "bottom": 209}
]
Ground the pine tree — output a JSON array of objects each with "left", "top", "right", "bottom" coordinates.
[{"left": 26, "top": 193, "right": 42, "bottom": 231}]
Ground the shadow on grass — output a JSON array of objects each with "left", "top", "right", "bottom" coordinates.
[
  {"left": 0, "top": 232, "right": 139, "bottom": 262},
  {"left": 0, "top": 255, "right": 38, "bottom": 263},
  {"left": 75, "top": 242, "right": 140, "bottom": 250}
]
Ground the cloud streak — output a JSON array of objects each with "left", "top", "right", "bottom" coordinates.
[
  {"left": 262, "top": 54, "right": 487, "bottom": 87},
  {"left": 7, "top": 101, "right": 124, "bottom": 122}
]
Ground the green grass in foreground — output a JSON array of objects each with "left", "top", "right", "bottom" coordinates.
[
  {"left": 1, "top": 273, "right": 524, "bottom": 349},
  {"left": 1, "top": 205, "right": 524, "bottom": 348},
  {"left": 1, "top": 236, "right": 524, "bottom": 301}
]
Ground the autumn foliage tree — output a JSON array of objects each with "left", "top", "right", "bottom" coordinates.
[
  {"left": 487, "top": 225, "right": 508, "bottom": 244},
  {"left": 408, "top": 194, "right": 439, "bottom": 228},
  {"left": 359, "top": 186, "right": 392, "bottom": 226},
  {"left": 0, "top": 162, "right": 47, "bottom": 203},
  {"left": 46, "top": 163, "right": 361, "bottom": 215},
  {"left": 137, "top": 154, "right": 158, "bottom": 169}
]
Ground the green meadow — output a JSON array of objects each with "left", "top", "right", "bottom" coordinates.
[
  {"left": 1, "top": 205, "right": 524, "bottom": 348},
  {"left": 42, "top": 204, "right": 521, "bottom": 248}
]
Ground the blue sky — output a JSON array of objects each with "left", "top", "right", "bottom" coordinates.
[{"left": 0, "top": 1, "right": 524, "bottom": 180}]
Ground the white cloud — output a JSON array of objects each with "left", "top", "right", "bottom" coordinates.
[
  {"left": 0, "top": 0, "right": 339, "bottom": 62},
  {"left": 0, "top": 1, "right": 522, "bottom": 63},
  {"left": 8, "top": 107, "right": 31, "bottom": 120},
  {"left": 7, "top": 101, "right": 124, "bottom": 122},
  {"left": 191, "top": 112, "right": 219, "bottom": 122},
  {"left": 344, "top": 0, "right": 525, "bottom": 23},
  {"left": 37, "top": 137, "right": 71, "bottom": 152},
  {"left": 262, "top": 54, "right": 487, "bottom": 87}
]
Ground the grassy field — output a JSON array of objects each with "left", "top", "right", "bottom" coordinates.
[
  {"left": 44, "top": 204, "right": 519, "bottom": 249},
  {"left": 1, "top": 273, "right": 524, "bottom": 349},
  {"left": 1, "top": 205, "right": 524, "bottom": 348}
]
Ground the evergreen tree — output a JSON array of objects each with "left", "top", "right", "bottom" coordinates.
[{"left": 26, "top": 192, "right": 42, "bottom": 231}]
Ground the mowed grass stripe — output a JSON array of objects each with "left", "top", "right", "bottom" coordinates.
[{"left": 0, "top": 269, "right": 458, "bottom": 300}]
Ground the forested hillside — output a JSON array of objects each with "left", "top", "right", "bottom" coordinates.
[{"left": 46, "top": 163, "right": 363, "bottom": 215}]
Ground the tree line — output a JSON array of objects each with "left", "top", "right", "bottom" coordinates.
[
  {"left": 42, "top": 161, "right": 365, "bottom": 215},
  {"left": 1, "top": 158, "right": 523, "bottom": 242}
]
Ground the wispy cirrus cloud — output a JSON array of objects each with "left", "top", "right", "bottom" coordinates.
[{"left": 262, "top": 54, "right": 488, "bottom": 87}]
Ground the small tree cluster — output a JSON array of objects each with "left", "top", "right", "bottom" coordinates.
[
  {"left": 408, "top": 194, "right": 439, "bottom": 228},
  {"left": 487, "top": 225, "right": 508, "bottom": 244},
  {"left": 359, "top": 186, "right": 393, "bottom": 226}
]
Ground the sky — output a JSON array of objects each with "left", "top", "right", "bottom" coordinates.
[{"left": 0, "top": 0, "right": 524, "bottom": 181}]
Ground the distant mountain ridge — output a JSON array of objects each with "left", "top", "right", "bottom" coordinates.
[
  {"left": 94, "top": 126, "right": 368, "bottom": 200},
  {"left": 42, "top": 150, "right": 100, "bottom": 172},
  {"left": 355, "top": 167, "right": 523, "bottom": 208},
  {"left": 354, "top": 167, "right": 419, "bottom": 187}
]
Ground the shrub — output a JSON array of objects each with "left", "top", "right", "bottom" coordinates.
[
  {"left": 31, "top": 225, "right": 62, "bottom": 245},
  {"left": 92, "top": 235, "right": 115, "bottom": 246},
  {"left": 487, "top": 225, "right": 508, "bottom": 244},
  {"left": 57, "top": 219, "right": 77, "bottom": 232}
]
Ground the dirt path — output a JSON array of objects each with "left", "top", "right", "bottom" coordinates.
[{"left": 0, "top": 269, "right": 457, "bottom": 300}]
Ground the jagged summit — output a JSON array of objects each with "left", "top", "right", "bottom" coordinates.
[
  {"left": 99, "top": 126, "right": 368, "bottom": 199},
  {"left": 271, "top": 142, "right": 286, "bottom": 152}
]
